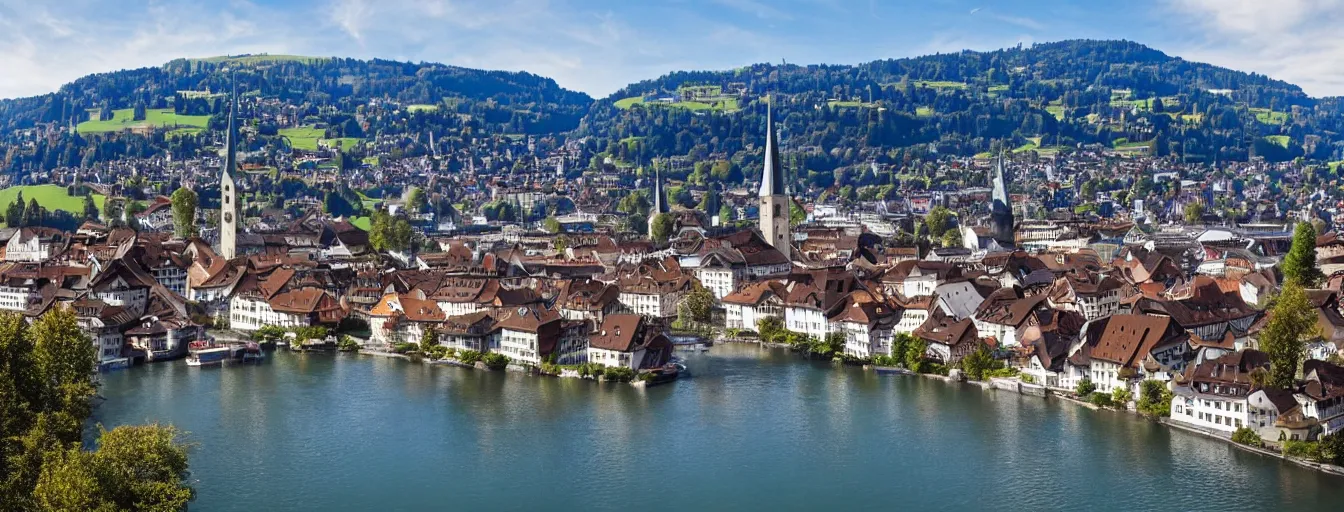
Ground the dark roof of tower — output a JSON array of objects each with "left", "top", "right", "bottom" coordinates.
[
  {"left": 652, "top": 167, "right": 669, "bottom": 215},
  {"left": 224, "top": 77, "right": 237, "bottom": 179},
  {"left": 758, "top": 104, "right": 785, "bottom": 197}
]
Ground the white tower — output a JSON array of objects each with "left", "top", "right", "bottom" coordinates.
[
  {"left": 219, "top": 79, "right": 239, "bottom": 260},
  {"left": 758, "top": 104, "right": 791, "bottom": 259}
]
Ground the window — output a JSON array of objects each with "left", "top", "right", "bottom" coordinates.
[{"left": 773, "top": 204, "right": 781, "bottom": 217}]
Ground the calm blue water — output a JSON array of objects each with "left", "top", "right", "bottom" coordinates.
[{"left": 92, "top": 344, "right": 1344, "bottom": 511}]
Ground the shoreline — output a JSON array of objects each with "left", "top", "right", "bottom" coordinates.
[
  {"left": 907, "top": 361, "right": 1344, "bottom": 478},
  {"left": 742, "top": 341, "right": 1344, "bottom": 479}
]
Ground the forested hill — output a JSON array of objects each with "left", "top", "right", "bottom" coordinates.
[
  {"left": 2, "top": 40, "right": 1344, "bottom": 177},
  {"left": 0, "top": 56, "right": 593, "bottom": 133},
  {"left": 581, "top": 40, "right": 1344, "bottom": 173},
  {"left": 0, "top": 55, "right": 594, "bottom": 174}
]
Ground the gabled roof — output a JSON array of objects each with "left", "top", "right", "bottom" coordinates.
[
  {"left": 1091, "top": 314, "right": 1183, "bottom": 369},
  {"left": 494, "top": 305, "right": 561, "bottom": 334},
  {"left": 722, "top": 279, "right": 788, "bottom": 306},
  {"left": 589, "top": 314, "right": 668, "bottom": 353},
  {"left": 914, "top": 312, "right": 978, "bottom": 348}
]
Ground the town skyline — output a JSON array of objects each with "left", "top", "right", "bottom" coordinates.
[{"left": 3, "top": 0, "right": 1344, "bottom": 100}]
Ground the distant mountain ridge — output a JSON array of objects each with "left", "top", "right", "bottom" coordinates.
[{"left": 1, "top": 39, "right": 1341, "bottom": 176}]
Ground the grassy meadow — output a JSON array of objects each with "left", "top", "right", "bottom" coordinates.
[
  {"left": 77, "top": 109, "right": 210, "bottom": 134},
  {"left": 0, "top": 185, "right": 107, "bottom": 226}
]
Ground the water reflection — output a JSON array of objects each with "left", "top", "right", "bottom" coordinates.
[{"left": 90, "top": 346, "right": 1344, "bottom": 512}]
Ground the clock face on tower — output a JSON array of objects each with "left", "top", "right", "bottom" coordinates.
[{"left": 223, "top": 212, "right": 233, "bottom": 223}]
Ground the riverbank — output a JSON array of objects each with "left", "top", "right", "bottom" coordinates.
[
  {"left": 876, "top": 355, "right": 1344, "bottom": 478},
  {"left": 349, "top": 348, "right": 679, "bottom": 386}
]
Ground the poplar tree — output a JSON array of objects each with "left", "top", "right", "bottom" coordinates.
[
  {"left": 1281, "top": 222, "right": 1323, "bottom": 287},
  {"left": 170, "top": 187, "right": 198, "bottom": 238},
  {"left": 1259, "top": 281, "right": 1317, "bottom": 389}
]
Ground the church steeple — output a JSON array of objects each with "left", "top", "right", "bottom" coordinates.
[
  {"left": 758, "top": 98, "right": 791, "bottom": 259},
  {"left": 759, "top": 103, "right": 785, "bottom": 198},
  {"left": 648, "top": 166, "right": 669, "bottom": 240},
  {"left": 990, "top": 154, "right": 1014, "bottom": 247},
  {"left": 219, "top": 76, "right": 239, "bottom": 259}
]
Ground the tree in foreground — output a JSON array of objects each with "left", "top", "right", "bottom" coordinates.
[
  {"left": 35, "top": 424, "right": 192, "bottom": 512},
  {"left": 1281, "top": 222, "right": 1324, "bottom": 287},
  {"left": 1259, "top": 280, "right": 1317, "bottom": 390},
  {"left": 0, "top": 308, "right": 193, "bottom": 511},
  {"left": 678, "top": 283, "right": 714, "bottom": 326},
  {"left": 170, "top": 187, "right": 199, "bottom": 238},
  {"left": 649, "top": 213, "right": 675, "bottom": 243},
  {"left": 1137, "top": 379, "right": 1173, "bottom": 417}
]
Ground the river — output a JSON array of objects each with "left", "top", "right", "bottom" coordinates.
[{"left": 91, "top": 344, "right": 1344, "bottom": 511}]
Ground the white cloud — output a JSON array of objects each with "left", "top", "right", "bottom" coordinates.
[
  {"left": 1167, "top": 0, "right": 1344, "bottom": 96},
  {"left": 0, "top": 0, "right": 301, "bottom": 99}
]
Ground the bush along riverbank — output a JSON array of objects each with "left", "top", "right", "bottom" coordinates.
[
  {"left": 349, "top": 336, "right": 668, "bottom": 386},
  {"left": 753, "top": 318, "right": 1015, "bottom": 382}
]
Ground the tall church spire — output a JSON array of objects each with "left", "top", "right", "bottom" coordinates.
[
  {"left": 759, "top": 102, "right": 785, "bottom": 198},
  {"left": 652, "top": 166, "right": 668, "bottom": 216},
  {"left": 990, "top": 154, "right": 1014, "bottom": 247},
  {"left": 758, "top": 97, "right": 791, "bottom": 259},
  {"left": 219, "top": 76, "right": 239, "bottom": 259}
]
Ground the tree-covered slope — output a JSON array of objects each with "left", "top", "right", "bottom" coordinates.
[{"left": 581, "top": 39, "right": 1343, "bottom": 175}]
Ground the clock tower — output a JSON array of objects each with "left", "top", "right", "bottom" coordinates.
[
  {"left": 220, "top": 79, "right": 238, "bottom": 260},
  {"left": 758, "top": 104, "right": 790, "bottom": 259}
]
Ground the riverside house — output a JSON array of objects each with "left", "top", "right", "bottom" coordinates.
[{"left": 587, "top": 314, "right": 672, "bottom": 370}]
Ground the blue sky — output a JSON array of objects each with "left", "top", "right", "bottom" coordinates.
[{"left": 2, "top": 0, "right": 1343, "bottom": 99}]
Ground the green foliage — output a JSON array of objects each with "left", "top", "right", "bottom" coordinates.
[
  {"left": 1018, "top": 373, "right": 1035, "bottom": 384},
  {"left": 1075, "top": 378, "right": 1097, "bottom": 397},
  {"left": 391, "top": 342, "right": 418, "bottom": 355},
  {"left": 1232, "top": 427, "right": 1264, "bottom": 447},
  {"left": 1112, "top": 387, "right": 1132, "bottom": 405},
  {"left": 903, "top": 338, "right": 930, "bottom": 373},
  {"left": 34, "top": 424, "right": 193, "bottom": 512},
  {"left": 405, "top": 187, "right": 428, "bottom": 213},
  {"left": 425, "top": 345, "right": 450, "bottom": 360},
  {"left": 789, "top": 200, "right": 806, "bottom": 227},
  {"left": 650, "top": 213, "right": 675, "bottom": 243},
  {"left": 292, "top": 326, "right": 328, "bottom": 343},
  {"left": 940, "top": 228, "right": 963, "bottom": 248},
  {"left": 1183, "top": 202, "right": 1205, "bottom": 224},
  {"left": 1320, "top": 431, "right": 1344, "bottom": 465},
  {"left": 1283, "top": 440, "right": 1322, "bottom": 460},
  {"left": 368, "top": 209, "right": 413, "bottom": 253},
  {"left": 253, "top": 325, "right": 287, "bottom": 342},
  {"left": 924, "top": 206, "right": 955, "bottom": 237},
  {"left": 679, "top": 282, "right": 715, "bottom": 325},
  {"left": 1088, "top": 392, "right": 1115, "bottom": 408},
  {"left": 457, "top": 350, "right": 483, "bottom": 365},
  {"left": 170, "top": 187, "right": 198, "bottom": 238},
  {"left": 419, "top": 327, "right": 437, "bottom": 351},
  {"left": 1261, "top": 280, "right": 1316, "bottom": 390},
  {"left": 482, "top": 353, "right": 510, "bottom": 370},
  {"left": 543, "top": 216, "right": 561, "bottom": 234},
  {"left": 602, "top": 366, "right": 636, "bottom": 382},
  {"left": 336, "top": 336, "right": 361, "bottom": 352},
  {"left": 756, "top": 317, "right": 785, "bottom": 343},
  {"left": 958, "top": 344, "right": 999, "bottom": 381},
  {"left": 1281, "top": 222, "right": 1324, "bottom": 287},
  {"left": 1137, "top": 380, "right": 1173, "bottom": 417},
  {"left": 0, "top": 309, "right": 192, "bottom": 510}
]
